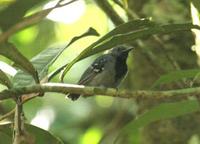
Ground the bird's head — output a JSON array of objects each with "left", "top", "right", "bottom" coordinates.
[{"left": 110, "top": 45, "right": 133, "bottom": 60}]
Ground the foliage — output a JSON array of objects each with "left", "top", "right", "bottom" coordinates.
[{"left": 0, "top": 0, "right": 200, "bottom": 144}]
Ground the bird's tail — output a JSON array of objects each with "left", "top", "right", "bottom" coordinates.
[{"left": 66, "top": 94, "right": 80, "bottom": 101}]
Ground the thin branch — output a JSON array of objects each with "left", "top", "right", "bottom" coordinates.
[
  {"left": 13, "top": 98, "right": 24, "bottom": 144},
  {"left": 0, "top": 83, "right": 199, "bottom": 102},
  {"left": 112, "top": 0, "right": 139, "bottom": 19},
  {"left": 0, "top": 108, "right": 15, "bottom": 121},
  {"left": 0, "top": 0, "right": 79, "bottom": 43},
  {"left": 94, "top": 0, "right": 124, "bottom": 26}
]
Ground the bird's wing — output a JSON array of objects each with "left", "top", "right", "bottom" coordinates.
[
  {"left": 78, "top": 55, "right": 108, "bottom": 85},
  {"left": 78, "top": 68, "right": 97, "bottom": 85},
  {"left": 67, "top": 55, "right": 108, "bottom": 101}
]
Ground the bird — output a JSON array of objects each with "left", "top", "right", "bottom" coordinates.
[{"left": 67, "top": 45, "right": 133, "bottom": 101}]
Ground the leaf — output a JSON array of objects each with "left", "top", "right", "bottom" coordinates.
[
  {"left": 67, "top": 27, "right": 99, "bottom": 46},
  {"left": 13, "top": 27, "right": 99, "bottom": 87},
  {"left": 90, "top": 23, "right": 200, "bottom": 57},
  {"left": 13, "top": 47, "right": 62, "bottom": 87},
  {"left": 60, "top": 22, "right": 200, "bottom": 81},
  {"left": 0, "top": 69, "right": 12, "bottom": 88},
  {"left": 116, "top": 100, "right": 200, "bottom": 143},
  {"left": 0, "top": 61, "right": 17, "bottom": 76},
  {"left": 60, "top": 18, "right": 153, "bottom": 81},
  {"left": 0, "top": 0, "right": 48, "bottom": 31},
  {"left": 0, "top": 42, "right": 39, "bottom": 84},
  {"left": 86, "top": 18, "right": 153, "bottom": 51},
  {"left": 151, "top": 69, "right": 200, "bottom": 89},
  {"left": 48, "top": 27, "right": 99, "bottom": 80},
  {"left": 0, "top": 123, "right": 64, "bottom": 144}
]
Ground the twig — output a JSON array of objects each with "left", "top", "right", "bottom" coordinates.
[
  {"left": 0, "top": 94, "right": 40, "bottom": 122},
  {"left": 112, "top": 0, "right": 139, "bottom": 19},
  {"left": 13, "top": 97, "right": 24, "bottom": 144},
  {"left": 0, "top": 108, "right": 15, "bottom": 121},
  {"left": 0, "top": 0, "right": 79, "bottom": 43},
  {"left": 94, "top": 0, "right": 124, "bottom": 25}
]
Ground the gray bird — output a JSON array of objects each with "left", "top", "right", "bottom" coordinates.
[{"left": 67, "top": 45, "right": 133, "bottom": 100}]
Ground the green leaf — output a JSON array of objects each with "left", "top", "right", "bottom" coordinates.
[
  {"left": 0, "top": 0, "right": 48, "bottom": 30},
  {"left": 116, "top": 100, "right": 200, "bottom": 143},
  {"left": 0, "top": 42, "right": 39, "bottom": 84},
  {"left": 13, "top": 47, "right": 63, "bottom": 87},
  {"left": 85, "top": 18, "right": 153, "bottom": 52},
  {"left": 48, "top": 27, "right": 99, "bottom": 80},
  {"left": 90, "top": 23, "right": 200, "bottom": 57},
  {"left": 151, "top": 69, "right": 200, "bottom": 89},
  {"left": 13, "top": 27, "right": 99, "bottom": 87},
  {"left": 67, "top": 27, "right": 99, "bottom": 46},
  {"left": 60, "top": 22, "right": 200, "bottom": 81},
  {"left": 0, "top": 69, "right": 12, "bottom": 88},
  {"left": 0, "top": 123, "right": 64, "bottom": 144},
  {"left": 60, "top": 18, "right": 153, "bottom": 80}
]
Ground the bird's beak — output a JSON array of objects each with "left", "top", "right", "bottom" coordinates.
[{"left": 123, "top": 47, "right": 134, "bottom": 53}]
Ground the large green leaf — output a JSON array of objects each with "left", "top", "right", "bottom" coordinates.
[
  {"left": 60, "top": 22, "right": 200, "bottom": 80},
  {"left": 85, "top": 18, "right": 153, "bottom": 51},
  {"left": 151, "top": 69, "right": 200, "bottom": 89},
  {"left": 13, "top": 28, "right": 99, "bottom": 87},
  {"left": 13, "top": 47, "right": 63, "bottom": 88},
  {"left": 90, "top": 23, "right": 200, "bottom": 57},
  {"left": 60, "top": 19, "right": 154, "bottom": 80},
  {"left": 0, "top": 0, "right": 48, "bottom": 31},
  {"left": 116, "top": 100, "right": 200, "bottom": 144},
  {"left": 0, "top": 42, "right": 39, "bottom": 84},
  {"left": 0, "top": 123, "right": 64, "bottom": 144}
]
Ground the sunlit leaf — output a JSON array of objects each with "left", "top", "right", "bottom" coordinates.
[
  {"left": 191, "top": 0, "right": 200, "bottom": 65},
  {"left": 81, "top": 127, "right": 102, "bottom": 144},
  {"left": 0, "top": 42, "right": 39, "bottom": 84},
  {"left": 13, "top": 27, "right": 99, "bottom": 87},
  {"left": 0, "top": 123, "right": 64, "bottom": 144},
  {"left": 151, "top": 69, "right": 200, "bottom": 89},
  {"left": 116, "top": 100, "right": 200, "bottom": 143},
  {"left": 67, "top": 27, "right": 99, "bottom": 46},
  {"left": 0, "top": 61, "right": 17, "bottom": 76}
]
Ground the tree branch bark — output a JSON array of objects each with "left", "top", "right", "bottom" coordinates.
[
  {"left": 13, "top": 98, "right": 24, "bottom": 144},
  {"left": 94, "top": 0, "right": 124, "bottom": 26},
  {"left": 0, "top": 83, "right": 199, "bottom": 102}
]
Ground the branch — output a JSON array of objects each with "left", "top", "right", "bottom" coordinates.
[
  {"left": 13, "top": 98, "right": 24, "bottom": 144},
  {"left": 0, "top": 83, "right": 200, "bottom": 102},
  {"left": 0, "top": 0, "right": 79, "bottom": 43},
  {"left": 0, "top": 108, "right": 15, "bottom": 121},
  {"left": 94, "top": 0, "right": 124, "bottom": 26}
]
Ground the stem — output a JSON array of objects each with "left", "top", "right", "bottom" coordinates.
[
  {"left": 13, "top": 97, "right": 24, "bottom": 144},
  {"left": 95, "top": 0, "right": 124, "bottom": 26},
  {"left": 0, "top": 108, "right": 15, "bottom": 121}
]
